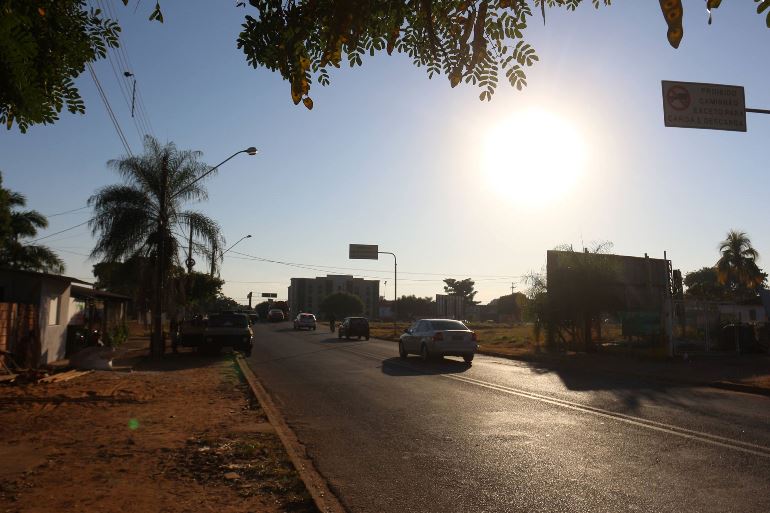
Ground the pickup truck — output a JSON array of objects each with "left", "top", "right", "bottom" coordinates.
[{"left": 177, "top": 312, "right": 253, "bottom": 356}]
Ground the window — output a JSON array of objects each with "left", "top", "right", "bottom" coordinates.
[
  {"left": 430, "top": 320, "right": 467, "bottom": 331},
  {"left": 48, "top": 295, "right": 61, "bottom": 325}
]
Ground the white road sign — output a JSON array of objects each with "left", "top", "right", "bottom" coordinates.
[
  {"left": 349, "top": 244, "right": 379, "bottom": 260},
  {"left": 662, "top": 80, "right": 746, "bottom": 132}
]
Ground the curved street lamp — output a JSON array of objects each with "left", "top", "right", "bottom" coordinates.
[
  {"left": 210, "top": 234, "right": 252, "bottom": 276},
  {"left": 153, "top": 147, "right": 257, "bottom": 356}
]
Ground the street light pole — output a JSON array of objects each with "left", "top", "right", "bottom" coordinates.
[
  {"left": 213, "top": 234, "right": 252, "bottom": 276},
  {"left": 378, "top": 251, "right": 397, "bottom": 335},
  {"left": 153, "top": 147, "right": 257, "bottom": 357}
]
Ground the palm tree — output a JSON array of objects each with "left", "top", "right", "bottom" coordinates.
[
  {"left": 89, "top": 136, "right": 224, "bottom": 355},
  {"left": 0, "top": 173, "right": 65, "bottom": 273},
  {"left": 716, "top": 230, "right": 766, "bottom": 294}
]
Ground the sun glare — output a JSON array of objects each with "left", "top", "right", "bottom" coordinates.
[{"left": 483, "top": 109, "right": 586, "bottom": 206}]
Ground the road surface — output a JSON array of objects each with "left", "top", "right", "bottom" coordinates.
[{"left": 245, "top": 322, "right": 770, "bottom": 513}]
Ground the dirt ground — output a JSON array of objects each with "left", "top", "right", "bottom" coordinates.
[{"left": 0, "top": 351, "right": 317, "bottom": 513}]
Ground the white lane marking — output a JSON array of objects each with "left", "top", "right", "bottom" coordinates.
[{"left": 341, "top": 347, "right": 770, "bottom": 459}]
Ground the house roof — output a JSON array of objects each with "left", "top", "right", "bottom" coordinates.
[
  {"left": 70, "top": 285, "right": 131, "bottom": 302},
  {"left": 0, "top": 267, "right": 92, "bottom": 285}
]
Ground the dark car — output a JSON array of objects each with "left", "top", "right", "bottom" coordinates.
[
  {"left": 338, "top": 317, "right": 370, "bottom": 340},
  {"left": 177, "top": 312, "right": 253, "bottom": 356}
]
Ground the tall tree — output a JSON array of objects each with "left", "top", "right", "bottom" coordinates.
[
  {"left": 0, "top": 172, "right": 64, "bottom": 273},
  {"left": 320, "top": 292, "right": 365, "bottom": 319},
  {"left": 716, "top": 230, "right": 766, "bottom": 296},
  {"left": 683, "top": 267, "right": 726, "bottom": 301},
  {"left": 88, "top": 136, "right": 224, "bottom": 355},
  {"left": 443, "top": 278, "right": 478, "bottom": 306},
  {"left": 5, "top": 1, "right": 766, "bottom": 131},
  {"left": 395, "top": 295, "right": 435, "bottom": 320}
]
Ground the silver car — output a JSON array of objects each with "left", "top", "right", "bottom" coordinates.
[
  {"left": 293, "top": 313, "right": 317, "bottom": 330},
  {"left": 398, "top": 319, "right": 478, "bottom": 363}
]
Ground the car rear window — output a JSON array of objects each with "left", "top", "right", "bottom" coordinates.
[
  {"left": 350, "top": 318, "right": 368, "bottom": 326},
  {"left": 300, "top": 314, "right": 314, "bottom": 320},
  {"left": 208, "top": 315, "right": 248, "bottom": 328},
  {"left": 430, "top": 320, "right": 467, "bottom": 331}
]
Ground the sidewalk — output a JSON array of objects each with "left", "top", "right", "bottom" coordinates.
[{"left": 0, "top": 346, "right": 319, "bottom": 513}]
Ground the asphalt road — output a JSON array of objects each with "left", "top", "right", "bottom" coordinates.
[{"left": 245, "top": 322, "right": 770, "bottom": 513}]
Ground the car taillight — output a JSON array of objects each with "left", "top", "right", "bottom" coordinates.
[
  {"left": 433, "top": 332, "right": 444, "bottom": 341},
  {"left": 471, "top": 332, "right": 477, "bottom": 342}
]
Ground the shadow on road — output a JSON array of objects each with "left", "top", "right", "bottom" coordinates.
[
  {"left": 516, "top": 357, "right": 692, "bottom": 411},
  {"left": 381, "top": 356, "right": 471, "bottom": 376}
]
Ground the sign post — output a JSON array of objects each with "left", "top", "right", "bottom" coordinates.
[
  {"left": 662, "top": 80, "right": 769, "bottom": 132},
  {"left": 349, "top": 244, "right": 379, "bottom": 260},
  {"left": 349, "top": 243, "right": 397, "bottom": 335},
  {"left": 662, "top": 80, "right": 747, "bottom": 132}
]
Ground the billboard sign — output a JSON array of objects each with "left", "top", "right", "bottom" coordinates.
[
  {"left": 662, "top": 80, "right": 746, "bottom": 132},
  {"left": 349, "top": 244, "right": 379, "bottom": 260}
]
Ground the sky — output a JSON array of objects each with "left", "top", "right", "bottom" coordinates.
[{"left": 2, "top": 1, "right": 770, "bottom": 304}]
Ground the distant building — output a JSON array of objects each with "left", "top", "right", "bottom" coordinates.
[
  {"left": 436, "top": 294, "right": 465, "bottom": 319},
  {"left": 288, "top": 275, "right": 379, "bottom": 319}
]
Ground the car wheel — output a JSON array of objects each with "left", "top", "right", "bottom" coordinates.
[
  {"left": 365, "top": 334, "right": 370, "bottom": 341},
  {"left": 420, "top": 343, "right": 430, "bottom": 363},
  {"left": 357, "top": 335, "right": 361, "bottom": 340},
  {"left": 346, "top": 335, "right": 351, "bottom": 340},
  {"left": 338, "top": 331, "right": 342, "bottom": 339},
  {"left": 398, "top": 341, "right": 407, "bottom": 359},
  {"left": 463, "top": 353, "right": 474, "bottom": 364}
]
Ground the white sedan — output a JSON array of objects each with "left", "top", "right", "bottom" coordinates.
[{"left": 399, "top": 319, "right": 478, "bottom": 363}]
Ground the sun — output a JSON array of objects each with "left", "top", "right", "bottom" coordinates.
[{"left": 483, "top": 109, "right": 586, "bottom": 206}]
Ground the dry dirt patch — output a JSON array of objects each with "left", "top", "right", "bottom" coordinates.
[{"left": 0, "top": 352, "right": 317, "bottom": 513}]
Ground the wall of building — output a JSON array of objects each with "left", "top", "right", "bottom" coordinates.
[
  {"left": 289, "top": 275, "right": 379, "bottom": 319},
  {"left": 38, "top": 279, "right": 71, "bottom": 364}
]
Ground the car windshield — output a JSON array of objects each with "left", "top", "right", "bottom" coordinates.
[
  {"left": 208, "top": 315, "right": 248, "bottom": 328},
  {"left": 430, "top": 320, "right": 467, "bottom": 331}
]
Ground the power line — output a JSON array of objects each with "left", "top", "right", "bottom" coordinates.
[
  {"left": 87, "top": 63, "right": 133, "bottom": 156},
  {"left": 101, "top": 0, "right": 156, "bottom": 138},
  {"left": 225, "top": 250, "right": 525, "bottom": 283},
  {"left": 28, "top": 220, "right": 91, "bottom": 243},
  {"left": 45, "top": 205, "right": 90, "bottom": 217}
]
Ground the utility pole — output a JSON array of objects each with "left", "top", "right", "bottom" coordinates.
[
  {"left": 187, "top": 225, "right": 194, "bottom": 273},
  {"left": 152, "top": 163, "right": 168, "bottom": 357},
  {"left": 511, "top": 282, "right": 516, "bottom": 295},
  {"left": 210, "top": 241, "right": 217, "bottom": 277},
  {"left": 247, "top": 292, "right": 253, "bottom": 309}
]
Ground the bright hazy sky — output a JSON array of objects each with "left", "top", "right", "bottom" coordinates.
[{"left": 2, "top": 1, "right": 769, "bottom": 304}]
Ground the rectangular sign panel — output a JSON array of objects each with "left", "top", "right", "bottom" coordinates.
[
  {"left": 349, "top": 244, "right": 379, "bottom": 260},
  {"left": 662, "top": 80, "right": 746, "bottom": 132},
  {"left": 261, "top": 293, "right": 277, "bottom": 298}
]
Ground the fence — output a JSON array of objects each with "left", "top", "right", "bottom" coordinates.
[
  {"left": 0, "top": 302, "right": 40, "bottom": 368},
  {"left": 671, "top": 299, "right": 768, "bottom": 354}
]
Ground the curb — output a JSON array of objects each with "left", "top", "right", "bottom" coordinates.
[{"left": 236, "top": 356, "right": 347, "bottom": 513}]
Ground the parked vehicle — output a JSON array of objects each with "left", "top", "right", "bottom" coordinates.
[
  {"left": 294, "top": 313, "right": 317, "bottom": 330},
  {"left": 399, "top": 319, "right": 477, "bottom": 363},
  {"left": 338, "top": 317, "right": 370, "bottom": 340},
  {"left": 177, "top": 312, "right": 253, "bottom": 356},
  {"left": 267, "top": 308, "right": 285, "bottom": 322}
]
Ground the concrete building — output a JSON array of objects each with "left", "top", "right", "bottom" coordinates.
[
  {"left": 288, "top": 275, "right": 379, "bottom": 319},
  {"left": 0, "top": 269, "right": 129, "bottom": 367}
]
